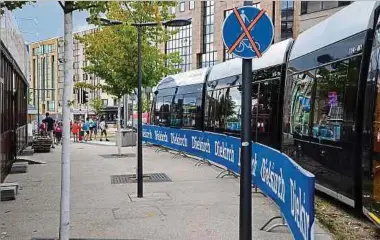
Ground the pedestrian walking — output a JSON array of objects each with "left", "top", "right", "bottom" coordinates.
[
  {"left": 55, "top": 122, "right": 62, "bottom": 145},
  {"left": 99, "top": 117, "right": 109, "bottom": 141},
  {"left": 89, "top": 117, "right": 95, "bottom": 140},
  {"left": 72, "top": 121, "right": 80, "bottom": 142},
  {"left": 42, "top": 112, "right": 55, "bottom": 148},
  {"left": 70, "top": 120, "right": 73, "bottom": 139},
  {"left": 83, "top": 117, "right": 90, "bottom": 141},
  {"left": 79, "top": 120, "right": 84, "bottom": 142},
  {"left": 93, "top": 117, "right": 98, "bottom": 140}
]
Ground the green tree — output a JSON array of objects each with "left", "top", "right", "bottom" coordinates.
[
  {"left": 74, "top": 81, "right": 102, "bottom": 91},
  {"left": 78, "top": 1, "right": 182, "bottom": 100},
  {"left": 0, "top": 2, "right": 32, "bottom": 14},
  {"left": 89, "top": 97, "right": 104, "bottom": 116},
  {"left": 1, "top": 2, "right": 110, "bottom": 16},
  {"left": 133, "top": 95, "right": 151, "bottom": 113}
]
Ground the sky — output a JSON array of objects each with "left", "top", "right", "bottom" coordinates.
[{"left": 14, "top": 1, "right": 93, "bottom": 44}]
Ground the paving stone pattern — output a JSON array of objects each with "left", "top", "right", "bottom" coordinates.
[{"left": 1, "top": 143, "right": 333, "bottom": 240}]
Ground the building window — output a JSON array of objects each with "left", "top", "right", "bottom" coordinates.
[
  {"left": 51, "top": 56, "right": 55, "bottom": 97},
  {"left": 252, "top": 2, "right": 261, "bottom": 9},
  {"left": 180, "top": 0, "right": 185, "bottom": 12},
  {"left": 48, "top": 101, "right": 55, "bottom": 111},
  {"left": 189, "top": 0, "right": 195, "bottom": 10},
  {"left": 102, "top": 99, "right": 108, "bottom": 106},
  {"left": 113, "top": 98, "right": 117, "bottom": 106},
  {"left": 223, "top": 9, "right": 235, "bottom": 61},
  {"left": 33, "top": 47, "right": 40, "bottom": 56},
  {"left": 301, "top": 1, "right": 351, "bottom": 15},
  {"left": 83, "top": 74, "right": 88, "bottom": 81},
  {"left": 170, "top": 6, "right": 176, "bottom": 14},
  {"left": 281, "top": 1, "right": 294, "bottom": 40},
  {"left": 83, "top": 61, "right": 87, "bottom": 68},
  {"left": 166, "top": 23, "right": 192, "bottom": 72},
  {"left": 201, "top": 1, "right": 217, "bottom": 68}
]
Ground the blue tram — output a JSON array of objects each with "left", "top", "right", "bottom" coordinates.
[{"left": 151, "top": 1, "right": 380, "bottom": 227}]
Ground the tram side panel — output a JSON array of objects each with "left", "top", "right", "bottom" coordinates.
[{"left": 282, "top": 32, "right": 367, "bottom": 207}]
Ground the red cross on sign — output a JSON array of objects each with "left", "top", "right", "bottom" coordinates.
[{"left": 227, "top": 8, "right": 266, "bottom": 58}]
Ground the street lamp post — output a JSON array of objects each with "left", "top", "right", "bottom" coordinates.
[{"left": 86, "top": 17, "right": 191, "bottom": 198}]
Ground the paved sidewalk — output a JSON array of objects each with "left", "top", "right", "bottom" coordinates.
[
  {"left": 1, "top": 144, "right": 332, "bottom": 239},
  {"left": 72, "top": 139, "right": 116, "bottom": 146}
]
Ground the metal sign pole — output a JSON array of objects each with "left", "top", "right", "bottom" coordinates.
[
  {"left": 137, "top": 26, "right": 143, "bottom": 198},
  {"left": 240, "top": 3, "right": 253, "bottom": 239},
  {"left": 240, "top": 59, "right": 253, "bottom": 240},
  {"left": 222, "top": 3, "right": 273, "bottom": 240}
]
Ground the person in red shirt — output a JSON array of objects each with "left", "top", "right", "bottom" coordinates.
[
  {"left": 72, "top": 121, "right": 80, "bottom": 143},
  {"left": 39, "top": 122, "right": 46, "bottom": 136},
  {"left": 55, "top": 122, "right": 63, "bottom": 145}
]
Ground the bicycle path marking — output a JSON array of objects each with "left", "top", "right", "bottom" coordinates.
[{"left": 227, "top": 8, "right": 266, "bottom": 57}]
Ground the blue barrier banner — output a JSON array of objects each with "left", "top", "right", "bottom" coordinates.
[
  {"left": 142, "top": 125, "right": 315, "bottom": 240},
  {"left": 252, "top": 143, "right": 315, "bottom": 240}
]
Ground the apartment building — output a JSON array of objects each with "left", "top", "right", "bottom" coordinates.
[
  {"left": 29, "top": 38, "right": 59, "bottom": 117},
  {"left": 298, "top": 1, "right": 351, "bottom": 33},
  {"left": 57, "top": 29, "right": 116, "bottom": 121},
  {"left": 30, "top": 29, "right": 117, "bottom": 121},
  {"left": 166, "top": 1, "right": 352, "bottom": 72}
]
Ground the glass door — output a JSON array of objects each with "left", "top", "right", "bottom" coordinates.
[
  {"left": 362, "top": 23, "right": 380, "bottom": 224},
  {"left": 251, "top": 78, "right": 281, "bottom": 147}
]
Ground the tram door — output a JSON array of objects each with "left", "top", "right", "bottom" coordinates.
[
  {"left": 251, "top": 78, "right": 281, "bottom": 148},
  {"left": 362, "top": 24, "right": 380, "bottom": 222}
]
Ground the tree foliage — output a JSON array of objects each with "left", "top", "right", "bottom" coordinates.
[
  {"left": 78, "top": 1, "right": 182, "bottom": 99},
  {"left": 74, "top": 81, "right": 102, "bottom": 91},
  {"left": 89, "top": 97, "right": 104, "bottom": 115},
  {"left": 132, "top": 95, "right": 151, "bottom": 113},
  {"left": 1, "top": 1, "right": 110, "bottom": 15},
  {"left": 0, "top": 2, "right": 32, "bottom": 14}
]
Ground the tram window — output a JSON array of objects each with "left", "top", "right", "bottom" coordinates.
[
  {"left": 155, "top": 97, "right": 163, "bottom": 113},
  {"left": 225, "top": 86, "right": 241, "bottom": 132},
  {"left": 312, "top": 61, "right": 349, "bottom": 141},
  {"left": 344, "top": 57, "right": 361, "bottom": 131},
  {"left": 205, "top": 86, "right": 241, "bottom": 133},
  {"left": 160, "top": 96, "right": 172, "bottom": 127},
  {"left": 256, "top": 79, "right": 280, "bottom": 139},
  {"left": 154, "top": 96, "right": 163, "bottom": 125},
  {"left": 374, "top": 26, "right": 380, "bottom": 48},
  {"left": 214, "top": 88, "right": 227, "bottom": 130},
  {"left": 171, "top": 94, "right": 183, "bottom": 128},
  {"left": 290, "top": 70, "right": 315, "bottom": 136},
  {"left": 205, "top": 90, "right": 216, "bottom": 129},
  {"left": 183, "top": 93, "right": 201, "bottom": 128}
]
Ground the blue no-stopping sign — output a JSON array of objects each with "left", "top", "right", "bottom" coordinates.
[{"left": 222, "top": 6, "right": 274, "bottom": 59}]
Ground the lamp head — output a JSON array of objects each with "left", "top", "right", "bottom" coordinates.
[
  {"left": 163, "top": 18, "right": 192, "bottom": 27},
  {"left": 86, "top": 17, "right": 123, "bottom": 26}
]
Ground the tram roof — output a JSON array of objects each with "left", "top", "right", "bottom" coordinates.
[
  {"left": 156, "top": 67, "right": 209, "bottom": 90},
  {"left": 207, "top": 38, "right": 293, "bottom": 83},
  {"left": 289, "top": 1, "right": 380, "bottom": 61}
]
